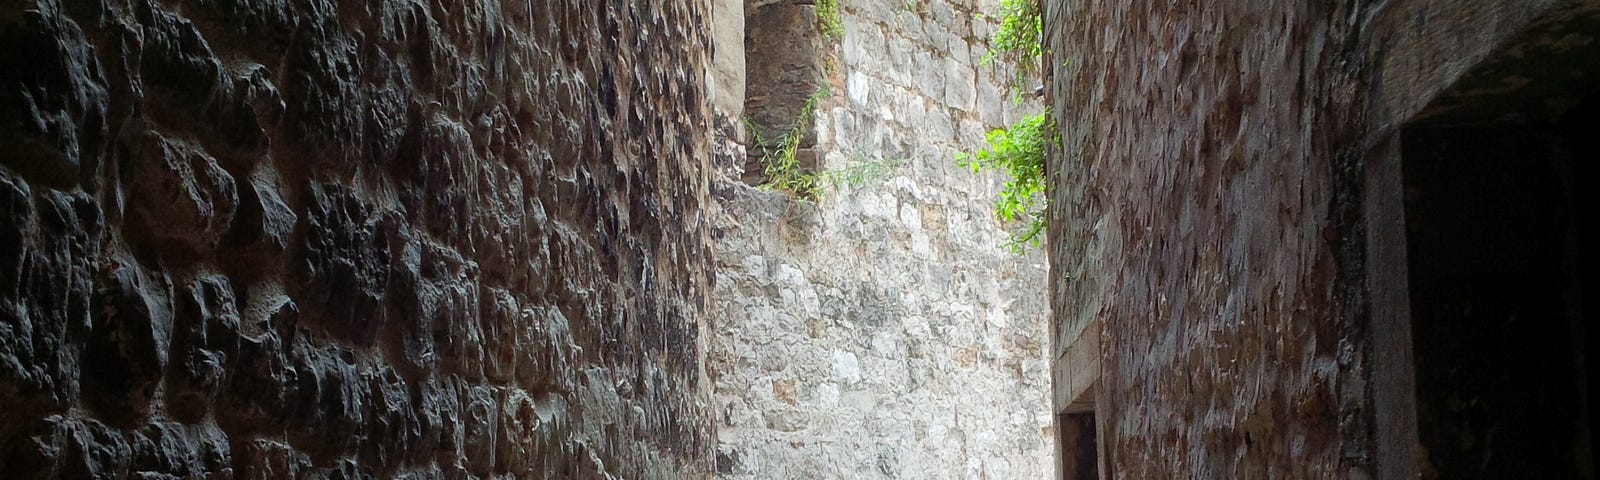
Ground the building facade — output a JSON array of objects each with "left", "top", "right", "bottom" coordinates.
[{"left": 1046, "top": 1, "right": 1599, "bottom": 477}]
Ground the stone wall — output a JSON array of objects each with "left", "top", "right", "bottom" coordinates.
[
  {"left": 1044, "top": 0, "right": 1409, "bottom": 475},
  {"left": 709, "top": 0, "right": 1053, "bottom": 478},
  {"left": 1044, "top": 0, "right": 1592, "bottom": 477},
  {"left": 1, "top": 0, "right": 716, "bottom": 477}
]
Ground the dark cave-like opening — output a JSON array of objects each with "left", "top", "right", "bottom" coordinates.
[
  {"left": 1402, "top": 92, "right": 1597, "bottom": 479},
  {"left": 1058, "top": 411, "right": 1098, "bottom": 480}
]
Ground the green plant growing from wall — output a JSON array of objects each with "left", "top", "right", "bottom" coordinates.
[
  {"left": 751, "top": 87, "right": 831, "bottom": 199},
  {"left": 982, "top": 0, "right": 1044, "bottom": 101},
  {"left": 964, "top": 0, "right": 1056, "bottom": 252},
  {"left": 816, "top": 0, "right": 845, "bottom": 40},
  {"left": 749, "top": 88, "right": 905, "bottom": 200},
  {"left": 816, "top": 155, "right": 905, "bottom": 190},
  {"left": 959, "top": 114, "right": 1053, "bottom": 252}
]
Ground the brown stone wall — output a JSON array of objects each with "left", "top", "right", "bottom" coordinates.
[
  {"left": 1046, "top": 4, "right": 1372, "bottom": 477},
  {"left": 739, "top": 1, "right": 826, "bottom": 186},
  {"left": 1, "top": 0, "right": 716, "bottom": 477},
  {"left": 1045, "top": 0, "right": 1589, "bottom": 477}
]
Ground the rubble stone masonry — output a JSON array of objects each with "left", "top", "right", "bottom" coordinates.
[{"left": 2, "top": 0, "right": 717, "bottom": 477}]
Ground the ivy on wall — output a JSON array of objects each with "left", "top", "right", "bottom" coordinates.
[
  {"left": 959, "top": 113, "right": 1052, "bottom": 252},
  {"left": 983, "top": 0, "right": 1044, "bottom": 100},
  {"left": 967, "top": 0, "right": 1056, "bottom": 252},
  {"left": 817, "top": 0, "right": 844, "bottom": 39}
]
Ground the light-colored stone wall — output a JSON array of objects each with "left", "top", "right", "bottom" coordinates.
[
  {"left": 711, "top": 0, "right": 747, "bottom": 122},
  {"left": 709, "top": 1, "right": 1053, "bottom": 478}
]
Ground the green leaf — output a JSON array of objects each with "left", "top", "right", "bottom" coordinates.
[{"left": 960, "top": 113, "right": 1055, "bottom": 251}]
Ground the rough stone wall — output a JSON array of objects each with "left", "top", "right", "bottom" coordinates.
[
  {"left": 1045, "top": 0, "right": 1373, "bottom": 477},
  {"left": 1044, "top": 0, "right": 1586, "bottom": 477},
  {"left": 1, "top": 0, "right": 716, "bottom": 477},
  {"left": 709, "top": 1, "right": 1053, "bottom": 478}
]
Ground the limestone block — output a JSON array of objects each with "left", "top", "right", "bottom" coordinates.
[{"left": 944, "top": 58, "right": 977, "bottom": 111}]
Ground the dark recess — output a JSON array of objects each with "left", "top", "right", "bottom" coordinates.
[
  {"left": 1058, "top": 412, "right": 1098, "bottom": 480},
  {"left": 1402, "top": 91, "right": 1597, "bottom": 479}
]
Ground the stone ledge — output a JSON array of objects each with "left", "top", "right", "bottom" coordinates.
[{"left": 1052, "top": 321, "right": 1098, "bottom": 415}]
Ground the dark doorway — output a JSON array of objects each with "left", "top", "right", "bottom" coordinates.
[
  {"left": 1401, "top": 92, "right": 1597, "bottom": 479},
  {"left": 1059, "top": 412, "right": 1098, "bottom": 480}
]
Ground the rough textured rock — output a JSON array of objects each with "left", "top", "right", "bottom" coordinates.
[
  {"left": 1044, "top": 0, "right": 1404, "bottom": 475},
  {"left": 2, "top": 0, "right": 716, "bottom": 477},
  {"left": 1045, "top": 0, "right": 1598, "bottom": 477},
  {"left": 710, "top": 0, "right": 1052, "bottom": 478}
]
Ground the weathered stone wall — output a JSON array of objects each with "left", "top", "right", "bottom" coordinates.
[
  {"left": 1048, "top": 8, "right": 1365, "bottom": 477},
  {"left": 710, "top": 1, "right": 1053, "bottom": 478},
  {"left": 1, "top": 0, "right": 716, "bottom": 477},
  {"left": 1044, "top": 0, "right": 1407, "bottom": 475},
  {"left": 1045, "top": 0, "right": 1590, "bottom": 477}
]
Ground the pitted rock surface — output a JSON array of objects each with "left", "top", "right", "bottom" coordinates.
[
  {"left": 1044, "top": 0, "right": 1592, "bottom": 477},
  {"left": 2, "top": 0, "right": 716, "bottom": 477}
]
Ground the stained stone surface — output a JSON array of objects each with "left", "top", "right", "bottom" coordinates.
[
  {"left": 1, "top": 0, "right": 717, "bottom": 477},
  {"left": 709, "top": 0, "right": 1053, "bottom": 478},
  {"left": 1044, "top": 0, "right": 1592, "bottom": 477}
]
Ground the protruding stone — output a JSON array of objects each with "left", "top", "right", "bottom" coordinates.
[
  {"left": 234, "top": 439, "right": 311, "bottom": 480},
  {"left": 226, "top": 169, "right": 297, "bottom": 254},
  {"left": 83, "top": 263, "right": 171, "bottom": 425},
  {"left": 0, "top": 4, "right": 109, "bottom": 188},
  {"left": 166, "top": 275, "right": 242, "bottom": 422},
  {"left": 297, "top": 182, "right": 388, "bottom": 345},
  {"left": 126, "top": 132, "right": 239, "bottom": 254}
]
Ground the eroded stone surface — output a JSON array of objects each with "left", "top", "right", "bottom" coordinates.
[
  {"left": 2, "top": 0, "right": 716, "bottom": 477},
  {"left": 1043, "top": 0, "right": 1589, "bottom": 477},
  {"left": 1045, "top": 0, "right": 1381, "bottom": 475}
]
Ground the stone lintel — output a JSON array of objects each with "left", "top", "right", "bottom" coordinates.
[{"left": 1052, "top": 321, "right": 1099, "bottom": 415}]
